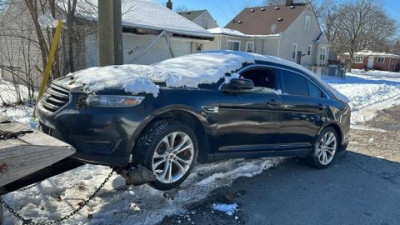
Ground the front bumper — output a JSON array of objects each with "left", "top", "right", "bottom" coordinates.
[{"left": 36, "top": 91, "right": 147, "bottom": 167}]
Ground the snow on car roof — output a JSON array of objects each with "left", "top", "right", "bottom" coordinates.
[
  {"left": 71, "top": 50, "right": 349, "bottom": 103},
  {"left": 58, "top": 0, "right": 213, "bottom": 39},
  {"left": 71, "top": 51, "right": 256, "bottom": 96}
]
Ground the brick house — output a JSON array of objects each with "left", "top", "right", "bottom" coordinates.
[{"left": 347, "top": 50, "right": 400, "bottom": 72}]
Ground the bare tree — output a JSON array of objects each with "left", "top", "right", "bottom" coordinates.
[
  {"left": 329, "top": 0, "right": 396, "bottom": 71},
  {"left": 174, "top": 5, "right": 189, "bottom": 13}
]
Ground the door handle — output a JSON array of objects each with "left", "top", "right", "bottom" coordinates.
[{"left": 318, "top": 104, "right": 326, "bottom": 110}]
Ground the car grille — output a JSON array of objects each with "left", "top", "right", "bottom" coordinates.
[{"left": 41, "top": 85, "right": 70, "bottom": 112}]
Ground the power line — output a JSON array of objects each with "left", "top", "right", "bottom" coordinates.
[{"left": 211, "top": 0, "right": 232, "bottom": 22}]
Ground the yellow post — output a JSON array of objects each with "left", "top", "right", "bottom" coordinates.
[{"left": 37, "top": 20, "right": 64, "bottom": 101}]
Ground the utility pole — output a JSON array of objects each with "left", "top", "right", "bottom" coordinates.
[{"left": 98, "top": 0, "right": 123, "bottom": 66}]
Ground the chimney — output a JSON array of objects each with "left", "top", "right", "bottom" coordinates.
[
  {"left": 286, "top": 0, "right": 294, "bottom": 6},
  {"left": 166, "top": 0, "right": 173, "bottom": 10}
]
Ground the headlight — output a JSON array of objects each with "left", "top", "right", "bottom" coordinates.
[{"left": 86, "top": 95, "right": 144, "bottom": 108}]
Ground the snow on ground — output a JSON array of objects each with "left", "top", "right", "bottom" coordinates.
[
  {"left": 351, "top": 69, "right": 400, "bottom": 78},
  {"left": 2, "top": 69, "right": 400, "bottom": 224},
  {"left": 3, "top": 158, "right": 281, "bottom": 224},
  {"left": 322, "top": 71, "right": 400, "bottom": 125},
  {"left": 212, "top": 203, "right": 238, "bottom": 216},
  {"left": 0, "top": 79, "right": 34, "bottom": 124}
]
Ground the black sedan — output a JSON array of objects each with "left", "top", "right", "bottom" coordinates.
[{"left": 36, "top": 51, "right": 351, "bottom": 190}]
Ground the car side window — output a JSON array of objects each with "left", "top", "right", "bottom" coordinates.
[
  {"left": 308, "top": 81, "right": 324, "bottom": 99},
  {"left": 281, "top": 70, "right": 308, "bottom": 96},
  {"left": 239, "top": 68, "right": 276, "bottom": 90}
]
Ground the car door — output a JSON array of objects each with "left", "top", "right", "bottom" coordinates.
[
  {"left": 277, "top": 69, "right": 328, "bottom": 148},
  {"left": 277, "top": 69, "right": 327, "bottom": 148},
  {"left": 216, "top": 66, "right": 283, "bottom": 151}
]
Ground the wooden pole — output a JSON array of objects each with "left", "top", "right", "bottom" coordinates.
[{"left": 98, "top": 0, "right": 123, "bottom": 66}]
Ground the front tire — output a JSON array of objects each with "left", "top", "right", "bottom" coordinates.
[
  {"left": 134, "top": 120, "right": 198, "bottom": 190},
  {"left": 307, "top": 127, "right": 338, "bottom": 169}
]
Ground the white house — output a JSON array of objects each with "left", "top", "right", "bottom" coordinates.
[
  {"left": 204, "top": 0, "right": 330, "bottom": 68},
  {"left": 178, "top": 10, "right": 218, "bottom": 30}
]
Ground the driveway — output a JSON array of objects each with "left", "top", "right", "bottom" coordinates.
[{"left": 161, "top": 107, "right": 400, "bottom": 225}]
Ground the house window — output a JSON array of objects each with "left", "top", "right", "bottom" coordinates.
[
  {"left": 354, "top": 56, "right": 364, "bottom": 63},
  {"left": 246, "top": 42, "right": 254, "bottom": 53},
  {"left": 377, "top": 57, "right": 385, "bottom": 63},
  {"left": 292, "top": 44, "right": 298, "bottom": 60},
  {"left": 308, "top": 45, "right": 312, "bottom": 56},
  {"left": 227, "top": 40, "right": 240, "bottom": 51},
  {"left": 305, "top": 15, "right": 311, "bottom": 32},
  {"left": 320, "top": 47, "right": 327, "bottom": 61}
]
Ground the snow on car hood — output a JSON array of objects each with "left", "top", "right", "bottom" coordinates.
[{"left": 70, "top": 51, "right": 258, "bottom": 97}]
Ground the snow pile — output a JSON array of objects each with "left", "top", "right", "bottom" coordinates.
[
  {"left": 323, "top": 73, "right": 400, "bottom": 124},
  {"left": 212, "top": 203, "right": 238, "bottom": 216},
  {"left": 351, "top": 69, "right": 400, "bottom": 78},
  {"left": 38, "top": 12, "right": 59, "bottom": 28},
  {"left": 0, "top": 79, "right": 30, "bottom": 105},
  {"left": 71, "top": 51, "right": 259, "bottom": 96},
  {"left": 0, "top": 79, "right": 33, "bottom": 124}
]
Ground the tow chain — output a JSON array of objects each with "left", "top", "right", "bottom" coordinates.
[
  {"left": 0, "top": 169, "right": 114, "bottom": 225},
  {"left": 1, "top": 128, "right": 115, "bottom": 224},
  {"left": 0, "top": 131, "right": 33, "bottom": 141}
]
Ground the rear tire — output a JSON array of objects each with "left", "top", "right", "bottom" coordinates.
[
  {"left": 134, "top": 120, "right": 198, "bottom": 190},
  {"left": 307, "top": 127, "right": 338, "bottom": 169}
]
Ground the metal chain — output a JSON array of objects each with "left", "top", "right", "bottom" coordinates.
[
  {"left": 17, "top": 182, "right": 41, "bottom": 192},
  {"left": 0, "top": 131, "right": 33, "bottom": 141},
  {"left": 0, "top": 169, "right": 114, "bottom": 225}
]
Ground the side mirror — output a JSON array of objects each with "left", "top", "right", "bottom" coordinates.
[{"left": 228, "top": 78, "right": 254, "bottom": 90}]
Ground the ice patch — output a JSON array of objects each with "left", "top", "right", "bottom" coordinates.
[{"left": 212, "top": 203, "right": 237, "bottom": 216}]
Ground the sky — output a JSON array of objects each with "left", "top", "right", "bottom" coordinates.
[{"left": 155, "top": 0, "right": 400, "bottom": 28}]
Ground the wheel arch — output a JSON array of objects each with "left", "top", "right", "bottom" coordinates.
[
  {"left": 130, "top": 105, "right": 212, "bottom": 164},
  {"left": 317, "top": 122, "right": 344, "bottom": 146}
]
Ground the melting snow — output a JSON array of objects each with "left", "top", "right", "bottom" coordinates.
[
  {"left": 71, "top": 50, "right": 345, "bottom": 102},
  {"left": 71, "top": 51, "right": 260, "bottom": 96},
  {"left": 212, "top": 203, "right": 238, "bottom": 216}
]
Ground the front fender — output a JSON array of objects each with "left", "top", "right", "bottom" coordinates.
[{"left": 127, "top": 104, "right": 216, "bottom": 161}]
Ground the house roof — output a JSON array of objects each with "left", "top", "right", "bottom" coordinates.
[
  {"left": 58, "top": 0, "right": 213, "bottom": 39},
  {"left": 346, "top": 50, "right": 400, "bottom": 58},
  {"left": 178, "top": 10, "right": 206, "bottom": 21},
  {"left": 208, "top": 27, "right": 282, "bottom": 38},
  {"left": 225, "top": 4, "right": 307, "bottom": 35},
  {"left": 208, "top": 27, "right": 246, "bottom": 37}
]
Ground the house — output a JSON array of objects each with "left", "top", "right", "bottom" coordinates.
[
  {"left": 345, "top": 50, "right": 400, "bottom": 72},
  {"left": 79, "top": 0, "right": 214, "bottom": 67},
  {"left": 0, "top": 0, "right": 214, "bottom": 87},
  {"left": 204, "top": 0, "right": 330, "bottom": 68},
  {"left": 178, "top": 10, "right": 218, "bottom": 30}
]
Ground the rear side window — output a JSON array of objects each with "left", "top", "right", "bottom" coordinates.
[
  {"left": 308, "top": 81, "right": 323, "bottom": 98},
  {"left": 281, "top": 70, "right": 308, "bottom": 96}
]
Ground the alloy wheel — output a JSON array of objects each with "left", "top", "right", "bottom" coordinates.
[
  {"left": 315, "top": 131, "right": 337, "bottom": 166},
  {"left": 151, "top": 132, "right": 195, "bottom": 183}
]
